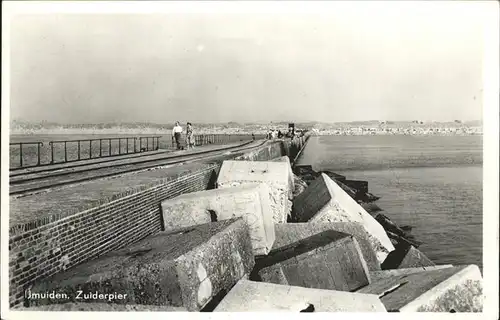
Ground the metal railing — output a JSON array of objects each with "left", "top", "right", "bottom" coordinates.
[
  {"left": 10, "top": 136, "right": 162, "bottom": 169},
  {"left": 171, "top": 133, "right": 261, "bottom": 149},
  {"left": 9, "top": 142, "right": 44, "bottom": 168},
  {"left": 48, "top": 136, "right": 161, "bottom": 164},
  {"left": 10, "top": 134, "right": 264, "bottom": 169}
]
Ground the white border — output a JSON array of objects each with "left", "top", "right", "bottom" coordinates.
[{"left": 1, "top": 2, "right": 498, "bottom": 320}]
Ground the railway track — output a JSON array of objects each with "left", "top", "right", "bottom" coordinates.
[
  {"left": 10, "top": 140, "right": 267, "bottom": 196},
  {"left": 9, "top": 149, "right": 170, "bottom": 177}
]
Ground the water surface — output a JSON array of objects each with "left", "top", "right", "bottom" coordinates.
[{"left": 297, "top": 135, "right": 483, "bottom": 269}]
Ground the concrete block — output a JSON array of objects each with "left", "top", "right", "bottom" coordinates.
[
  {"left": 382, "top": 245, "right": 435, "bottom": 270},
  {"left": 270, "top": 156, "right": 295, "bottom": 195},
  {"left": 217, "top": 160, "right": 293, "bottom": 223},
  {"left": 29, "top": 219, "right": 255, "bottom": 311},
  {"left": 214, "top": 280, "right": 386, "bottom": 312},
  {"left": 292, "top": 165, "right": 320, "bottom": 185},
  {"left": 161, "top": 183, "right": 275, "bottom": 255},
  {"left": 21, "top": 303, "right": 186, "bottom": 311},
  {"left": 292, "top": 173, "right": 395, "bottom": 262},
  {"left": 273, "top": 222, "right": 381, "bottom": 271},
  {"left": 361, "top": 202, "right": 383, "bottom": 215},
  {"left": 292, "top": 174, "right": 308, "bottom": 198},
  {"left": 252, "top": 230, "right": 371, "bottom": 292},
  {"left": 257, "top": 264, "right": 289, "bottom": 285},
  {"left": 356, "top": 265, "right": 483, "bottom": 312},
  {"left": 369, "top": 265, "right": 454, "bottom": 283}
]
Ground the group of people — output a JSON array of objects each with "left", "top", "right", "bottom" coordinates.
[
  {"left": 172, "top": 121, "right": 195, "bottom": 150},
  {"left": 171, "top": 122, "right": 304, "bottom": 151},
  {"left": 266, "top": 127, "right": 302, "bottom": 140},
  {"left": 266, "top": 129, "right": 283, "bottom": 139}
]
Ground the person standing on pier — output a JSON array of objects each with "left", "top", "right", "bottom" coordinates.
[
  {"left": 172, "top": 121, "right": 183, "bottom": 150},
  {"left": 186, "top": 122, "right": 195, "bottom": 150}
]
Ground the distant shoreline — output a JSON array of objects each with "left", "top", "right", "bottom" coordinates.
[
  {"left": 9, "top": 122, "right": 482, "bottom": 137},
  {"left": 9, "top": 128, "right": 482, "bottom": 137}
]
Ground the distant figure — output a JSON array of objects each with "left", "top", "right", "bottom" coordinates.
[
  {"left": 277, "top": 130, "right": 283, "bottom": 138},
  {"left": 172, "top": 121, "right": 183, "bottom": 150},
  {"left": 267, "top": 129, "right": 273, "bottom": 140},
  {"left": 271, "top": 129, "right": 278, "bottom": 139},
  {"left": 186, "top": 122, "right": 195, "bottom": 150},
  {"left": 252, "top": 133, "right": 255, "bottom": 140}
]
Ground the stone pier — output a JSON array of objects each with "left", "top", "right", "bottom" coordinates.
[{"left": 13, "top": 135, "right": 485, "bottom": 312}]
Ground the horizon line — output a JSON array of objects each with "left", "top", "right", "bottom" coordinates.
[{"left": 10, "top": 119, "right": 483, "bottom": 125}]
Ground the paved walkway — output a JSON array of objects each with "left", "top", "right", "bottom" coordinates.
[{"left": 9, "top": 162, "right": 217, "bottom": 229}]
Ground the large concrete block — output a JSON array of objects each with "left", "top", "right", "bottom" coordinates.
[
  {"left": 270, "top": 156, "right": 295, "bottom": 195},
  {"left": 29, "top": 219, "right": 255, "bottom": 311},
  {"left": 21, "top": 303, "right": 186, "bottom": 311},
  {"left": 214, "top": 280, "right": 386, "bottom": 312},
  {"left": 252, "top": 230, "right": 371, "bottom": 292},
  {"left": 292, "top": 174, "right": 308, "bottom": 198},
  {"left": 369, "top": 265, "right": 454, "bottom": 283},
  {"left": 292, "top": 173, "right": 395, "bottom": 263},
  {"left": 381, "top": 245, "right": 435, "bottom": 270},
  {"left": 217, "top": 160, "right": 293, "bottom": 223},
  {"left": 161, "top": 183, "right": 275, "bottom": 255},
  {"left": 273, "top": 222, "right": 381, "bottom": 271},
  {"left": 356, "top": 265, "right": 483, "bottom": 312}
]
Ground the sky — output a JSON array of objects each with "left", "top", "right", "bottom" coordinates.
[{"left": 8, "top": 2, "right": 487, "bottom": 124}]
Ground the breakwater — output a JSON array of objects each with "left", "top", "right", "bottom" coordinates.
[
  {"left": 8, "top": 137, "right": 307, "bottom": 308},
  {"left": 10, "top": 135, "right": 483, "bottom": 312}
]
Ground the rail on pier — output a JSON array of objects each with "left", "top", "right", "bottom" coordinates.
[
  {"left": 9, "top": 136, "right": 161, "bottom": 170},
  {"left": 9, "top": 134, "right": 264, "bottom": 170}
]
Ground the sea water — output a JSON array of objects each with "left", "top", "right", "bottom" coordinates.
[{"left": 296, "top": 135, "right": 483, "bottom": 269}]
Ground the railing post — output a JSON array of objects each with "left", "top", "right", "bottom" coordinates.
[
  {"left": 19, "top": 143, "right": 23, "bottom": 167},
  {"left": 134, "top": 138, "right": 137, "bottom": 153},
  {"left": 119, "top": 138, "right": 122, "bottom": 155},
  {"left": 126, "top": 138, "right": 129, "bottom": 154},
  {"left": 146, "top": 137, "right": 149, "bottom": 151},
  {"left": 49, "top": 142, "right": 54, "bottom": 164},
  {"left": 77, "top": 141, "right": 81, "bottom": 160},
  {"left": 108, "top": 139, "right": 111, "bottom": 156},
  {"left": 140, "top": 137, "right": 142, "bottom": 151},
  {"left": 90, "top": 140, "right": 93, "bottom": 159},
  {"left": 64, "top": 141, "right": 67, "bottom": 162},
  {"left": 99, "top": 139, "right": 102, "bottom": 157},
  {"left": 37, "top": 142, "right": 42, "bottom": 166}
]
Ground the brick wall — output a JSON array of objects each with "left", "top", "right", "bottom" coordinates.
[{"left": 8, "top": 164, "right": 220, "bottom": 307}]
